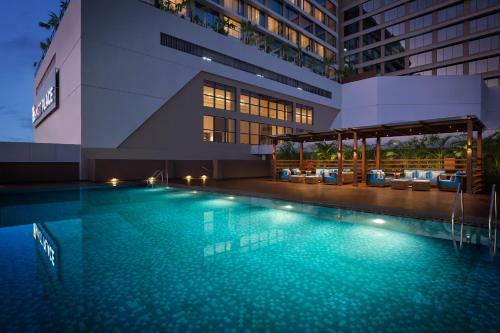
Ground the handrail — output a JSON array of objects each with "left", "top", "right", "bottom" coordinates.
[
  {"left": 149, "top": 169, "right": 169, "bottom": 188},
  {"left": 451, "top": 183, "right": 464, "bottom": 248},
  {"left": 488, "top": 184, "right": 497, "bottom": 255}
]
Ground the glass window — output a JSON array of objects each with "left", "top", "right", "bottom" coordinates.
[
  {"left": 469, "top": 13, "right": 500, "bottom": 33},
  {"left": 385, "top": 22, "right": 405, "bottom": 39},
  {"left": 302, "top": 0, "right": 313, "bottom": 14},
  {"left": 413, "top": 69, "right": 433, "bottom": 76},
  {"left": 409, "top": 0, "right": 433, "bottom": 13},
  {"left": 239, "top": 121, "right": 250, "bottom": 144},
  {"left": 384, "top": 5, "right": 405, "bottom": 23},
  {"left": 344, "top": 22, "right": 359, "bottom": 37},
  {"left": 361, "top": 0, "right": 381, "bottom": 14},
  {"left": 240, "top": 90, "right": 292, "bottom": 121},
  {"left": 268, "top": 0, "right": 283, "bottom": 15},
  {"left": 295, "top": 105, "right": 313, "bottom": 125},
  {"left": 224, "top": 17, "right": 241, "bottom": 39},
  {"left": 314, "top": 8, "right": 325, "bottom": 23},
  {"left": 469, "top": 56, "right": 500, "bottom": 74},
  {"left": 247, "top": 5, "right": 264, "bottom": 26},
  {"left": 344, "top": 38, "right": 359, "bottom": 51},
  {"left": 344, "top": 53, "right": 360, "bottom": 66},
  {"left": 385, "top": 40, "right": 405, "bottom": 56},
  {"left": 485, "top": 77, "right": 500, "bottom": 87},
  {"left": 344, "top": 6, "right": 359, "bottom": 21},
  {"left": 362, "top": 47, "right": 381, "bottom": 62},
  {"left": 437, "top": 4, "right": 464, "bottom": 23},
  {"left": 285, "top": 5, "right": 299, "bottom": 23},
  {"left": 409, "top": 51, "right": 432, "bottom": 68},
  {"left": 285, "top": 26, "right": 298, "bottom": 44},
  {"left": 223, "top": 0, "right": 243, "bottom": 15},
  {"left": 409, "top": 13, "right": 433, "bottom": 31},
  {"left": 363, "top": 30, "right": 381, "bottom": 45},
  {"left": 409, "top": 32, "right": 433, "bottom": 49},
  {"left": 203, "top": 81, "right": 235, "bottom": 111},
  {"left": 301, "top": 35, "right": 311, "bottom": 50},
  {"left": 203, "top": 116, "right": 235, "bottom": 143},
  {"left": 363, "top": 63, "right": 381, "bottom": 73},
  {"left": 437, "top": 64, "right": 463, "bottom": 75},
  {"left": 470, "top": 0, "right": 500, "bottom": 13},
  {"left": 437, "top": 24, "right": 464, "bottom": 42},
  {"left": 363, "top": 15, "right": 381, "bottom": 30},
  {"left": 437, "top": 44, "right": 463, "bottom": 61},
  {"left": 385, "top": 57, "right": 405, "bottom": 73},
  {"left": 469, "top": 35, "right": 500, "bottom": 55},
  {"left": 267, "top": 16, "right": 281, "bottom": 34}
]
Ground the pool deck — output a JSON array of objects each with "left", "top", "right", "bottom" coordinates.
[{"left": 174, "top": 178, "right": 491, "bottom": 226}]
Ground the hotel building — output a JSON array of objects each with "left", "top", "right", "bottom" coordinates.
[
  {"left": 341, "top": 0, "right": 500, "bottom": 85},
  {"left": 30, "top": 0, "right": 499, "bottom": 182}
]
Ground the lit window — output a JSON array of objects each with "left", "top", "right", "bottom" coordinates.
[
  {"left": 295, "top": 105, "right": 313, "bottom": 125},
  {"left": 267, "top": 16, "right": 281, "bottom": 34},
  {"left": 203, "top": 115, "right": 235, "bottom": 143},
  {"left": 203, "top": 81, "right": 235, "bottom": 111}
]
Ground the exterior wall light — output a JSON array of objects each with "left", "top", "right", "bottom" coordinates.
[
  {"left": 147, "top": 177, "right": 156, "bottom": 186},
  {"left": 201, "top": 175, "right": 208, "bottom": 184},
  {"left": 185, "top": 175, "right": 192, "bottom": 184},
  {"left": 202, "top": 56, "right": 212, "bottom": 62},
  {"left": 110, "top": 178, "right": 119, "bottom": 187}
]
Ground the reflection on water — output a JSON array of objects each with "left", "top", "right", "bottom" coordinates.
[{"left": 0, "top": 186, "right": 498, "bottom": 332}]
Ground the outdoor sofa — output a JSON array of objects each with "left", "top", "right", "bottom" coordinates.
[
  {"left": 316, "top": 168, "right": 353, "bottom": 185},
  {"left": 437, "top": 171, "right": 465, "bottom": 191}
]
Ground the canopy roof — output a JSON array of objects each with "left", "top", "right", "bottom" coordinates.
[{"left": 272, "top": 116, "right": 484, "bottom": 143}]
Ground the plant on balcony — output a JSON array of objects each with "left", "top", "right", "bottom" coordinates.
[
  {"left": 240, "top": 21, "right": 256, "bottom": 45},
  {"left": 212, "top": 17, "right": 235, "bottom": 36}
]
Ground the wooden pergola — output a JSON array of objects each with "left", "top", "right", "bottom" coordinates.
[{"left": 271, "top": 116, "right": 485, "bottom": 193}]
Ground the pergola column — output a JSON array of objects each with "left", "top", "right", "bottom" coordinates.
[
  {"left": 466, "top": 119, "right": 473, "bottom": 193},
  {"left": 299, "top": 141, "right": 304, "bottom": 170},
  {"left": 272, "top": 141, "right": 277, "bottom": 182},
  {"left": 361, "top": 138, "right": 367, "bottom": 184},
  {"left": 337, "top": 133, "right": 343, "bottom": 185},
  {"left": 353, "top": 132, "right": 358, "bottom": 186},
  {"left": 477, "top": 127, "right": 483, "bottom": 160},
  {"left": 376, "top": 136, "right": 381, "bottom": 170}
]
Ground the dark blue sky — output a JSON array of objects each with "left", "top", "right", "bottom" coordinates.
[{"left": 0, "top": 0, "right": 59, "bottom": 142}]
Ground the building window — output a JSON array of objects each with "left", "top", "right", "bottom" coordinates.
[
  {"left": 248, "top": 5, "right": 264, "bottom": 26},
  {"left": 437, "top": 24, "right": 464, "bottom": 42},
  {"left": 267, "top": 16, "right": 281, "bottom": 34},
  {"left": 469, "top": 13, "right": 500, "bottom": 33},
  {"left": 344, "top": 22, "right": 359, "bottom": 37},
  {"left": 345, "top": 53, "right": 360, "bottom": 66},
  {"left": 344, "top": 6, "right": 359, "bottom": 21},
  {"left": 469, "top": 35, "right": 500, "bottom": 55},
  {"left": 363, "top": 30, "right": 381, "bottom": 45},
  {"left": 203, "top": 116, "right": 235, "bottom": 143},
  {"left": 314, "top": 8, "right": 325, "bottom": 23},
  {"left": 203, "top": 81, "right": 235, "bottom": 111},
  {"left": 295, "top": 105, "right": 313, "bottom": 125},
  {"left": 363, "top": 47, "right": 381, "bottom": 62},
  {"left": 361, "top": 0, "right": 381, "bottom": 14},
  {"left": 413, "top": 69, "right": 433, "bottom": 76},
  {"left": 240, "top": 121, "right": 260, "bottom": 144},
  {"left": 437, "top": 44, "right": 463, "bottom": 61},
  {"left": 485, "top": 77, "right": 500, "bottom": 87},
  {"left": 385, "top": 57, "right": 405, "bottom": 73},
  {"left": 260, "top": 125, "right": 292, "bottom": 144},
  {"left": 268, "top": 0, "right": 283, "bottom": 15},
  {"left": 344, "top": 38, "right": 359, "bottom": 51},
  {"left": 469, "top": 56, "right": 500, "bottom": 74},
  {"left": 385, "top": 40, "right": 405, "bottom": 56},
  {"left": 302, "top": 0, "right": 313, "bottom": 14},
  {"left": 223, "top": 0, "right": 243, "bottom": 15},
  {"left": 409, "top": 51, "right": 432, "bottom": 68},
  {"left": 409, "top": 13, "right": 432, "bottom": 32},
  {"left": 437, "top": 4, "right": 464, "bottom": 23},
  {"left": 285, "top": 26, "right": 298, "bottom": 44},
  {"left": 300, "top": 35, "right": 311, "bottom": 50},
  {"left": 224, "top": 17, "right": 241, "bottom": 39},
  {"left": 470, "top": 0, "right": 500, "bottom": 13},
  {"left": 240, "top": 91, "right": 292, "bottom": 121},
  {"left": 384, "top": 5, "right": 405, "bottom": 23},
  {"left": 385, "top": 22, "right": 405, "bottom": 39},
  {"left": 409, "top": 32, "right": 433, "bottom": 49},
  {"left": 363, "top": 15, "right": 381, "bottom": 30},
  {"left": 409, "top": 0, "right": 433, "bottom": 13},
  {"left": 437, "top": 64, "right": 463, "bottom": 75},
  {"left": 363, "top": 63, "right": 381, "bottom": 73}
]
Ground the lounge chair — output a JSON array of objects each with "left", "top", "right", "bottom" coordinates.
[
  {"left": 426, "top": 170, "right": 446, "bottom": 187},
  {"left": 401, "top": 170, "right": 417, "bottom": 180},
  {"left": 438, "top": 171, "right": 464, "bottom": 191},
  {"left": 367, "top": 170, "right": 392, "bottom": 187},
  {"left": 323, "top": 169, "right": 338, "bottom": 185},
  {"left": 279, "top": 168, "right": 291, "bottom": 181}
]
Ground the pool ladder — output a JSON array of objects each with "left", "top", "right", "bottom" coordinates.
[
  {"left": 488, "top": 184, "right": 497, "bottom": 256},
  {"left": 451, "top": 183, "right": 464, "bottom": 248},
  {"left": 148, "top": 169, "right": 169, "bottom": 188}
]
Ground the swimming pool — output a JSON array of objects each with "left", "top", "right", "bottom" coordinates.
[{"left": 0, "top": 185, "right": 498, "bottom": 332}]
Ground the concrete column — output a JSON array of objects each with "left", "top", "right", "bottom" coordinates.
[
  {"left": 353, "top": 132, "right": 358, "bottom": 187},
  {"left": 376, "top": 136, "right": 381, "bottom": 170},
  {"left": 337, "top": 133, "right": 343, "bottom": 186},
  {"left": 362, "top": 138, "right": 367, "bottom": 184},
  {"left": 466, "top": 119, "right": 473, "bottom": 193}
]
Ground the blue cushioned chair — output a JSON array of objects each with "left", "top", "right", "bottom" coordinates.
[
  {"left": 401, "top": 170, "right": 418, "bottom": 180},
  {"left": 279, "top": 169, "right": 291, "bottom": 181},
  {"left": 426, "top": 170, "right": 446, "bottom": 187},
  {"left": 323, "top": 169, "right": 338, "bottom": 185},
  {"left": 367, "top": 170, "right": 391, "bottom": 187},
  {"left": 438, "top": 171, "right": 464, "bottom": 191}
]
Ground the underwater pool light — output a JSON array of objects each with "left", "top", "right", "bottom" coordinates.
[{"left": 372, "top": 218, "right": 386, "bottom": 224}]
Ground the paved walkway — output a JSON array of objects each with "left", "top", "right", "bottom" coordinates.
[{"left": 174, "top": 178, "right": 491, "bottom": 226}]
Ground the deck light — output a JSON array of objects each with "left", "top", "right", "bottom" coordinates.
[
  {"left": 185, "top": 175, "right": 192, "bottom": 184},
  {"left": 202, "top": 56, "right": 212, "bottom": 62},
  {"left": 372, "top": 218, "right": 386, "bottom": 224},
  {"left": 147, "top": 177, "right": 156, "bottom": 185},
  {"left": 110, "top": 178, "right": 119, "bottom": 187}
]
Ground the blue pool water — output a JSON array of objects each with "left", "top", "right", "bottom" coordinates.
[{"left": 0, "top": 185, "right": 499, "bottom": 332}]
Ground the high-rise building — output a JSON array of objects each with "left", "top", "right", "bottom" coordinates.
[{"left": 340, "top": 0, "right": 500, "bottom": 86}]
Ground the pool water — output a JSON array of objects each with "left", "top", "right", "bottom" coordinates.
[{"left": 0, "top": 186, "right": 499, "bottom": 332}]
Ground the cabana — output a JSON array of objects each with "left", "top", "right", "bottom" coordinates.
[{"left": 271, "top": 116, "right": 485, "bottom": 194}]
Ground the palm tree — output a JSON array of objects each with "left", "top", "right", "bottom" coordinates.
[
  {"left": 314, "top": 141, "right": 337, "bottom": 160},
  {"left": 307, "top": 58, "right": 319, "bottom": 73},
  {"left": 277, "top": 142, "right": 298, "bottom": 160},
  {"left": 240, "top": 21, "right": 255, "bottom": 44},
  {"left": 322, "top": 56, "right": 335, "bottom": 78},
  {"left": 279, "top": 43, "right": 292, "bottom": 61},
  {"left": 263, "top": 35, "right": 274, "bottom": 53}
]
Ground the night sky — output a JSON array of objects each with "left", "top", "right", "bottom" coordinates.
[{"left": 0, "top": 0, "right": 59, "bottom": 142}]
